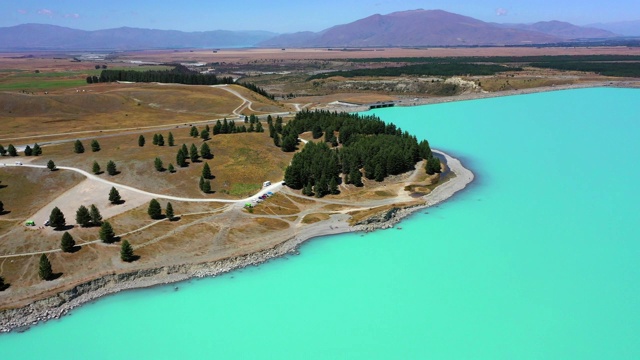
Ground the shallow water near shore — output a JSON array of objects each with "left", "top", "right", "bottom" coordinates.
[{"left": 2, "top": 87, "right": 640, "bottom": 359}]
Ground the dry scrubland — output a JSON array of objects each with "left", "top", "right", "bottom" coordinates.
[
  {"left": 0, "top": 65, "right": 445, "bottom": 311},
  {"left": 1, "top": 83, "right": 290, "bottom": 144}
]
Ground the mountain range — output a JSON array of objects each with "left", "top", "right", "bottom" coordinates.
[
  {"left": 0, "top": 24, "right": 276, "bottom": 51},
  {"left": 0, "top": 9, "right": 636, "bottom": 51}
]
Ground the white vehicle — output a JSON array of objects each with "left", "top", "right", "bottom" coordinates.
[
  {"left": 263, "top": 181, "right": 271, "bottom": 188},
  {"left": 15, "top": 161, "right": 22, "bottom": 165}
]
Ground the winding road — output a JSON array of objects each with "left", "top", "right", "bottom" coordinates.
[{"left": 1, "top": 163, "right": 283, "bottom": 204}]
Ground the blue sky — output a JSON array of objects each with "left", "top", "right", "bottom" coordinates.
[{"left": 1, "top": 0, "right": 638, "bottom": 32}]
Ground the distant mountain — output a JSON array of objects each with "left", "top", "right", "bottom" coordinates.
[
  {"left": 496, "top": 21, "right": 618, "bottom": 39},
  {"left": 260, "top": 9, "right": 564, "bottom": 47},
  {"left": 587, "top": 20, "right": 640, "bottom": 36},
  {"left": 0, "top": 24, "right": 277, "bottom": 51}
]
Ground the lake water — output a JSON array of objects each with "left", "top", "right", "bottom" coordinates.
[{"left": 1, "top": 88, "right": 639, "bottom": 359}]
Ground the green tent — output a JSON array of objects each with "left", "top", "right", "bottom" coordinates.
[{"left": 25, "top": 220, "right": 35, "bottom": 226}]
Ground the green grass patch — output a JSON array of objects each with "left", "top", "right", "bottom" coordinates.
[
  {"left": 230, "top": 183, "right": 261, "bottom": 196},
  {"left": 0, "top": 78, "right": 89, "bottom": 91}
]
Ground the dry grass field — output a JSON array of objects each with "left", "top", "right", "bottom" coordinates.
[{"left": 1, "top": 83, "right": 289, "bottom": 144}]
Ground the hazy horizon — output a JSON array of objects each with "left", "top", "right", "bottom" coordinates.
[{"left": 1, "top": 1, "right": 639, "bottom": 34}]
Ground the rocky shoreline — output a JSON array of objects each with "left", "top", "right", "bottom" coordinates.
[{"left": 0, "top": 150, "right": 473, "bottom": 334}]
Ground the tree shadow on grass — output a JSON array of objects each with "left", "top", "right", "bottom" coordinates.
[
  {"left": 124, "top": 255, "right": 141, "bottom": 263},
  {"left": 54, "top": 224, "right": 75, "bottom": 231},
  {"left": 108, "top": 171, "right": 121, "bottom": 176},
  {"left": 111, "top": 200, "right": 126, "bottom": 205},
  {"left": 0, "top": 184, "right": 7, "bottom": 189},
  {"left": 93, "top": 171, "right": 104, "bottom": 175},
  {"left": 0, "top": 210, "right": 11, "bottom": 216},
  {"left": 68, "top": 245, "right": 82, "bottom": 253},
  {"left": 168, "top": 216, "right": 181, "bottom": 222},
  {"left": 0, "top": 283, "right": 10, "bottom": 291},
  {"left": 48, "top": 273, "right": 63, "bottom": 281}
]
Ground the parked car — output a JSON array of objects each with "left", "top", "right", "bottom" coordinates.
[{"left": 44, "top": 220, "right": 50, "bottom": 226}]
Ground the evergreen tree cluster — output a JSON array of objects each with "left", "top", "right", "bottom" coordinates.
[
  {"left": 75, "top": 204, "right": 102, "bottom": 227},
  {"left": 0, "top": 144, "right": 17, "bottom": 156},
  {"left": 86, "top": 65, "right": 276, "bottom": 98},
  {"left": 236, "top": 82, "right": 275, "bottom": 100},
  {"left": 211, "top": 118, "right": 264, "bottom": 135},
  {"left": 284, "top": 142, "right": 340, "bottom": 198},
  {"left": 18, "top": 143, "right": 42, "bottom": 156},
  {"left": 91, "top": 65, "right": 234, "bottom": 85},
  {"left": 283, "top": 110, "right": 435, "bottom": 197}
]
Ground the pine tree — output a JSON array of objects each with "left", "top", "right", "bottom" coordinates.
[
  {"left": 90, "top": 139, "right": 100, "bottom": 152},
  {"left": 138, "top": 135, "right": 146, "bottom": 147},
  {"left": 190, "top": 126, "right": 199, "bottom": 137},
  {"left": 303, "top": 182, "right": 313, "bottom": 196},
  {"left": 176, "top": 150, "right": 187, "bottom": 167},
  {"left": 213, "top": 121, "right": 222, "bottom": 135},
  {"left": 92, "top": 161, "right": 101, "bottom": 174},
  {"left": 199, "top": 176, "right": 205, "bottom": 191},
  {"left": 47, "top": 160, "right": 56, "bottom": 171},
  {"left": 200, "top": 142, "right": 212, "bottom": 159},
  {"left": 350, "top": 168, "right": 363, "bottom": 187},
  {"left": 256, "top": 121, "right": 264, "bottom": 133},
  {"left": 426, "top": 156, "right": 442, "bottom": 175},
  {"left": 329, "top": 177, "right": 339, "bottom": 195},
  {"left": 109, "top": 186, "right": 122, "bottom": 204},
  {"left": 168, "top": 132, "right": 175, "bottom": 146},
  {"left": 189, "top": 144, "right": 199, "bottom": 162},
  {"left": 152, "top": 133, "right": 159, "bottom": 145},
  {"left": 74, "top": 140, "right": 85, "bottom": 154},
  {"left": 0, "top": 275, "right": 6, "bottom": 290},
  {"left": 312, "top": 125, "right": 323, "bottom": 139},
  {"left": 273, "top": 133, "right": 281, "bottom": 147},
  {"left": 89, "top": 204, "right": 102, "bottom": 225},
  {"left": 202, "top": 179, "right": 211, "bottom": 193},
  {"left": 148, "top": 199, "right": 162, "bottom": 219},
  {"left": 120, "top": 240, "right": 135, "bottom": 262},
  {"left": 154, "top": 157, "right": 164, "bottom": 172},
  {"left": 30, "top": 144, "right": 41, "bottom": 155},
  {"left": 106, "top": 160, "right": 117, "bottom": 175},
  {"left": 99, "top": 221, "right": 116, "bottom": 243},
  {"left": 49, "top": 207, "right": 66, "bottom": 229},
  {"left": 202, "top": 162, "right": 212, "bottom": 179},
  {"left": 157, "top": 134, "right": 165, "bottom": 146},
  {"left": 61, "top": 232, "right": 76, "bottom": 252},
  {"left": 200, "top": 129, "right": 210, "bottom": 141},
  {"left": 7, "top": 144, "right": 17, "bottom": 156},
  {"left": 39, "top": 254, "right": 53, "bottom": 280},
  {"left": 181, "top": 144, "right": 189, "bottom": 158},
  {"left": 281, "top": 134, "right": 297, "bottom": 152},
  {"left": 166, "top": 202, "right": 174, "bottom": 221},
  {"left": 167, "top": 163, "right": 175, "bottom": 173},
  {"left": 374, "top": 164, "right": 386, "bottom": 182},
  {"left": 24, "top": 145, "right": 32, "bottom": 156},
  {"left": 76, "top": 205, "right": 91, "bottom": 227},
  {"left": 0, "top": 144, "right": 6, "bottom": 156},
  {"left": 0, "top": 201, "right": 4, "bottom": 214}
]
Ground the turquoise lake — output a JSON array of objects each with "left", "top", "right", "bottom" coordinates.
[{"left": 1, "top": 88, "right": 639, "bottom": 359}]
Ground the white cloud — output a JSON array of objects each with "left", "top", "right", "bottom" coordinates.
[
  {"left": 496, "top": 8, "right": 508, "bottom": 16},
  {"left": 64, "top": 13, "right": 80, "bottom": 19},
  {"left": 37, "top": 9, "right": 54, "bottom": 17}
]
